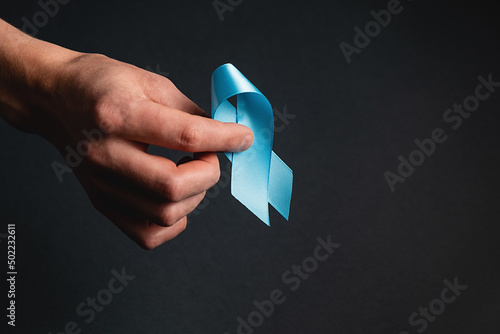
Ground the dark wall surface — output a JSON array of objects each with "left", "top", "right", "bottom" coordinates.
[{"left": 1, "top": 0, "right": 500, "bottom": 333}]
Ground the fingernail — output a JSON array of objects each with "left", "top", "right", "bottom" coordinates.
[{"left": 237, "top": 134, "right": 253, "bottom": 152}]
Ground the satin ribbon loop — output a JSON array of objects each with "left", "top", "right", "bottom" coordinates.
[{"left": 211, "top": 64, "right": 293, "bottom": 225}]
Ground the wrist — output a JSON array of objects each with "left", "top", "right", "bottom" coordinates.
[{"left": 0, "top": 20, "right": 82, "bottom": 133}]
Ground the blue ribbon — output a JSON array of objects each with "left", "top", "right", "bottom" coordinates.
[{"left": 211, "top": 63, "right": 293, "bottom": 225}]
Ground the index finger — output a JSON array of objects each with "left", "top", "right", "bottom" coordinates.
[{"left": 118, "top": 100, "right": 253, "bottom": 152}]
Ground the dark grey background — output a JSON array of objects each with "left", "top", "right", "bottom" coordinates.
[{"left": 1, "top": 0, "right": 500, "bottom": 333}]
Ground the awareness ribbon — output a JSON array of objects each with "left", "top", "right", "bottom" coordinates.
[{"left": 211, "top": 63, "right": 293, "bottom": 226}]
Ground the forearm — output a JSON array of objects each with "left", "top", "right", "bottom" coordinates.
[{"left": 0, "top": 19, "right": 80, "bottom": 132}]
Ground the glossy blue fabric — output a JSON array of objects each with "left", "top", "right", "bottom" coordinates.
[{"left": 211, "top": 64, "right": 293, "bottom": 225}]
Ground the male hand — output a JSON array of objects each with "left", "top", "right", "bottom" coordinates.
[{"left": 0, "top": 20, "right": 253, "bottom": 249}]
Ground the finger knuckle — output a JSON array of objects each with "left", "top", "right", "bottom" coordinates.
[
  {"left": 211, "top": 165, "right": 221, "bottom": 186},
  {"left": 85, "top": 145, "right": 103, "bottom": 165},
  {"left": 93, "top": 98, "right": 125, "bottom": 134},
  {"left": 157, "top": 206, "right": 177, "bottom": 227},
  {"left": 179, "top": 122, "right": 203, "bottom": 150},
  {"left": 137, "top": 234, "right": 161, "bottom": 250},
  {"left": 153, "top": 74, "right": 174, "bottom": 88},
  {"left": 179, "top": 218, "right": 188, "bottom": 232},
  {"left": 85, "top": 142, "right": 107, "bottom": 167},
  {"left": 159, "top": 177, "right": 183, "bottom": 202}
]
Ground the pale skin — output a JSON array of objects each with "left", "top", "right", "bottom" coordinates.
[{"left": 0, "top": 19, "right": 254, "bottom": 249}]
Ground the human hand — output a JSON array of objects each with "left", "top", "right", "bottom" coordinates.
[{"left": 0, "top": 20, "right": 253, "bottom": 249}]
